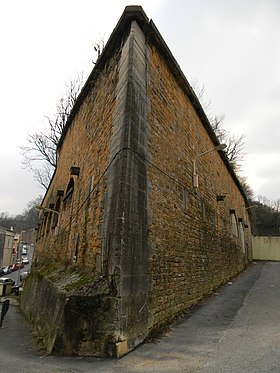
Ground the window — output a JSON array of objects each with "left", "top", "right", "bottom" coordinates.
[
  {"left": 46, "top": 211, "right": 52, "bottom": 233},
  {"left": 88, "top": 175, "right": 95, "bottom": 198},
  {"left": 239, "top": 220, "right": 245, "bottom": 254},
  {"left": 41, "top": 215, "right": 47, "bottom": 237},
  {"left": 230, "top": 210, "right": 238, "bottom": 237},
  {"left": 64, "top": 177, "right": 75, "bottom": 203},
  {"left": 52, "top": 197, "right": 61, "bottom": 228}
]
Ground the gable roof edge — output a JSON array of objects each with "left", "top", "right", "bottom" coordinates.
[
  {"left": 147, "top": 19, "right": 248, "bottom": 204},
  {"left": 56, "top": 6, "right": 249, "bottom": 205}
]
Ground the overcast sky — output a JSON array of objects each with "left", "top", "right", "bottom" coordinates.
[{"left": 1, "top": 0, "right": 279, "bottom": 215}]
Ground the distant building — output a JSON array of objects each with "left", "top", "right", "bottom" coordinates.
[
  {"left": 20, "top": 228, "right": 37, "bottom": 245},
  {"left": 22, "top": 6, "right": 252, "bottom": 357},
  {"left": 0, "top": 226, "right": 16, "bottom": 267},
  {"left": 12, "top": 232, "right": 20, "bottom": 263}
]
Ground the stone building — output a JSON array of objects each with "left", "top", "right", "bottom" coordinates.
[
  {"left": 20, "top": 228, "right": 37, "bottom": 245},
  {"left": 0, "top": 226, "right": 16, "bottom": 267},
  {"left": 21, "top": 6, "right": 251, "bottom": 357}
]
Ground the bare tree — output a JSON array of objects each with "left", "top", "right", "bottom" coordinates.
[
  {"left": 211, "top": 115, "right": 246, "bottom": 171},
  {"left": 257, "top": 195, "right": 280, "bottom": 212},
  {"left": 21, "top": 34, "right": 106, "bottom": 190},
  {"left": 191, "top": 80, "right": 246, "bottom": 172},
  {"left": 238, "top": 175, "right": 254, "bottom": 200},
  {"left": 0, "top": 195, "right": 42, "bottom": 231},
  {"left": 21, "top": 74, "right": 84, "bottom": 189},
  {"left": 92, "top": 36, "right": 105, "bottom": 65},
  {"left": 249, "top": 196, "right": 280, "bottom": 236}
]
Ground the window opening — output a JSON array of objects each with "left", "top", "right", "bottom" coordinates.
[
  {"left": 64, "top": 177, "right": 75, "bottom": 203},
  {"left": 239, "top": 221, "right": 245, "bottom": 254},
  {"left": 52, "top": 197, "right": 61, "bottom": 228},
  {"left": 230, "top": 211, "right": 238, "bottom": 237}
]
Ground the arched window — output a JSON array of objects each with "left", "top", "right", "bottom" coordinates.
[
  {"left": 52, "top": 197, "right": 61, "bottom": 228},
  {"left": 46, "top": 211, "right": 52, "bottom": 233},
  {"left": 42, "top": 214, "right": 48, "bottom": 237},
  {"left": 63, "top": 177, "right": 74, "bottom": 203},
  {"left": 230, "top": 210, "right": 238, "bottom": 237},
  {"left": 37, "top": 223, "right": 42, "bottom": 239},
  {"left": 239, "top": 220, "right": 245, "bottom": 254},
  {"left": 66, "top": 177, "right": 74, "bottom": 196}
]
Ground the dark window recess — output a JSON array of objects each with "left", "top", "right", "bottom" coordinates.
[
  {"left": 70, "top": 166, "right": 80, "bottom": 176},
  {"left": 230, "top": 211, "right": 238, "bottom": 237},
  {"left": 64, "top": 178, "right": 75, "bottom": 201},
  {"left": 74, "top": 234, "right": 80, "bottom": 263},
  {"left": 57, "top": 190, "right": 64, "bottom": 197},
  {"left": 52, "top": 198, "right": 61, "bottom": 228}
]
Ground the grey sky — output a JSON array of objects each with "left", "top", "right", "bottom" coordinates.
[{"left": 1, "top": 0, "right": 279, "bottom": 215}]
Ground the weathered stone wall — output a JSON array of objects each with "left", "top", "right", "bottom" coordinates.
[
  {"left": 22, "top": 6, "right": 252, "bottom": 358},
  {"left": 23, "top": 29, "right": 124, "bottom": 357},
  {"left": 146, "top": 43, "right": 250, "bottom": 329},
  {"left": 20, "top": 269, "right": 66, "bottom": 353},
  {"left": 98, "top": 20, "right": 151, "bottom": 354},
  {"left": 23, "top": 18, "right": 152, "bottom": 357},
  {"left": 252, "top": 236, "right": 280, "bottom": 261},
  {"left": 20, "top": 264, "right": 117, "bottom": 356},
  {"left": 35, "top": 48, "right": 121, "bottom": 270}
]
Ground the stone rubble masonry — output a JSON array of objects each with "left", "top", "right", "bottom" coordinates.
[
  {"left": 21, "top": 6, "right": 251, "bottom": 358},
  {"left": 146, "top": 42, "right": 249, "bottom": 329}
]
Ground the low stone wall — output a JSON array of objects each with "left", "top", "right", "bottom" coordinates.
[
  {"left": 20, "top": 263, "right": 119, "bottom": 356},
  {"left": 252, "top": 236, "right": 280, "bottom": 261}
]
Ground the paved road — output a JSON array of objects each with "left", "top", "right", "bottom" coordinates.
[
  {"left": 1, "top": 261, "right": 280, "bottom": 372},
  {"left": 1, "top": 244, "right": 34, "bottom": 285}
]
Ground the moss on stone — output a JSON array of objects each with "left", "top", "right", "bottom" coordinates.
[
  {"left": 63, "top": 274, "right": 92, "bottom": 291},
  {"left": 38, "top": 261, "right": 61, "bottom": 277}
]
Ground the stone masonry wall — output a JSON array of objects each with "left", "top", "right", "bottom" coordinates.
[
  {"left": 23, "top": 7, "right": 251, "bottom": 357},
  {"left": 35, "top": 49, "right": 121, "bottom": 270},
  {"left": 25, "top": 18, "right": 152, "bottom": 357},
  {"left": 99, "top": 20, "right": 150, "bottom": 354},
  {"left": 25, "top": 39, "right": 124, "bottom": 356},
  {"left": 146, "top": 43, "right": 250, "bottom": 329}
]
